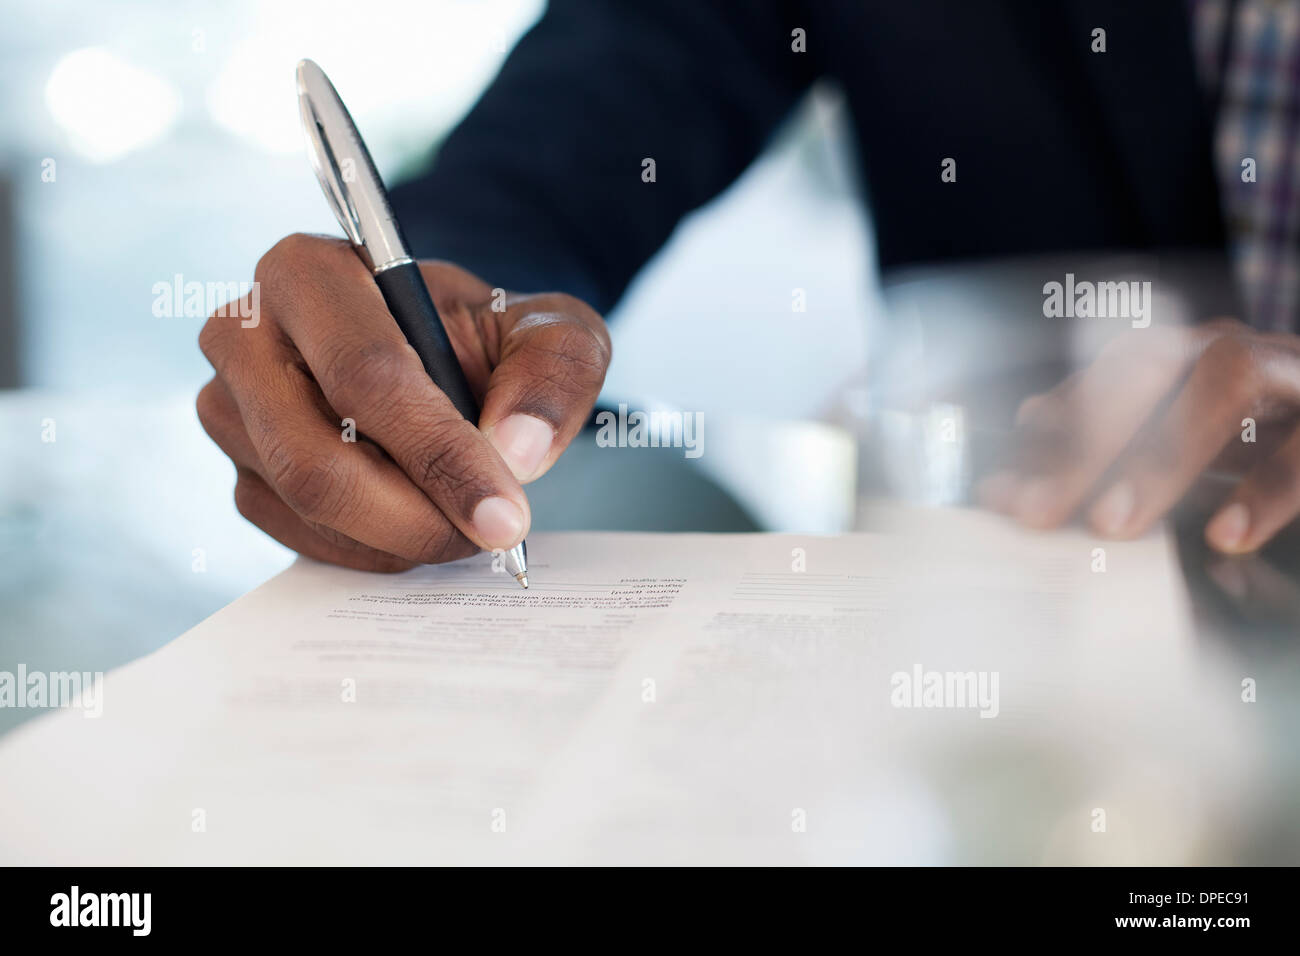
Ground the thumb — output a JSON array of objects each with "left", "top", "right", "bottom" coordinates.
[{"left": 478, "top": 292, "right": 612, "bottom": 483}]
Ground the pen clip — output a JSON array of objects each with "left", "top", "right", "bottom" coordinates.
[{"left": 298, "top": 89, "right": 366, "bottom": 249}]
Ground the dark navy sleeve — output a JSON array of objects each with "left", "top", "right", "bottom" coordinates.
[{"left": 389, "top": 0, "right": 815, "bottom": 315}]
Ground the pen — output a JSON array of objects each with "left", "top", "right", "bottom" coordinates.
[{"left": 295, "top": 58, "right": 529, "bottom": 588}]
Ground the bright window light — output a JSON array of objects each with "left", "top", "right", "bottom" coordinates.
[
  {"left": 205, "top": 0, "right": 543, "bottom": 156},
  {"left": 45, "top": 47, "right": 182, "bottom": 163}
]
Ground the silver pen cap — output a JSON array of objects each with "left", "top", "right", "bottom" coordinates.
[{"left": 296, "top": 58, "right": 411, "bottom": 274}]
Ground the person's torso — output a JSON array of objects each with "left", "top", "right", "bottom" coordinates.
[{"left": 806, "top": 0, "right": 1224, "bottom": 270}]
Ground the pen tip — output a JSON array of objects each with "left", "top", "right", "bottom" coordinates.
[{"left": 516, "top": 573, "right": 529, "bottom": 589}]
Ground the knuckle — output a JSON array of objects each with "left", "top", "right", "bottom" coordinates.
[
  {"left": 321, "top": 339, "right": 420, "bottom": 416},
  {"left": 233, "top": 475, "right": 265, "bottom": 524},
  {"left": 256, "top": 233, "right": 318, "bottom": 280},
  {"left": 1201, "top": 335, "right": 1260, "bottom": 404},
  {"left": 268, "top": 447, "right": 350, "bottom": 521},
  {"left": 1203, "top": 332, "right": 1254, "bottom": 367},
  {"left": 254, "top": 233, "right": 349, "bottom": 301},
  {"left": 412, "top": 522, "right": 476, "bottom": 565},
  {"left": 195, "top": 382, "right": 242, "bottom": 454},
  {"left": 195, "top": 380, "right": 224, "bottom": 428},
  {"left": 197, "top": 315, "right": 232, "bottom": 367},
  {"left": 411, "top": 418, "right": 489, "bottom": 497},
  {"left": 518, "top": 321, "right": 611, "bottom": 399},
  {"left": 553, "top": 320, "right": 612, "bottom": 377}
]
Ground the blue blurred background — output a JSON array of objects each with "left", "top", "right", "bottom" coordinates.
[{"left": 0, "top": 0, "right": 878, "bottom": 405}]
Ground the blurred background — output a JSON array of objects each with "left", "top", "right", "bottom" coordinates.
[{"left": 0, "top": 0, "right": 878, "bottom": 396}]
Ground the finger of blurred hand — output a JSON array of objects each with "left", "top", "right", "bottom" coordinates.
[
  {"left": 1205, "top": 422, "right": 1300, "bottom": 553},
  {"left": 1087, "top": 333, "right": 1278, "bottom": 538},
  {"left": 978, "top": 327, "right": 1194, "bottom": 527}
]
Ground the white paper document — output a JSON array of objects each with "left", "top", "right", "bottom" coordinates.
[{"left": 0, "top": 510, "right": 1255, "bottom": 864}]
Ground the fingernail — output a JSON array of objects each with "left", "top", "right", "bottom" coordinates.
[
  {"left": 1014, "top": 478, "right": 1058, "bottom": 526},
  {"left": 1090, "top": 480, "right": 1135, "bottom": 535},
  {"left": 488, "top": 414, "right": 553, "bottom": 481},
  {"left": 471, "top": 496, "right": 525, "bottom": 549},
  {"left": 1206, "top": 502, "right": 1250, "bottom": 552}
]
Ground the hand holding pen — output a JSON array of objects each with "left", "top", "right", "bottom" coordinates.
[{"left": 195, "top": 61, "right": 611, "bottom": 582}]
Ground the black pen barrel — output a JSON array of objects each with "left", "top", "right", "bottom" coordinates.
[{"left": 374, "top": 260, "right": 481, "bottom": 425}]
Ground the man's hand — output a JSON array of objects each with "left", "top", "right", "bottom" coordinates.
[
  {"left": 979, "top": 318, "right": 1300, "bottom": 553},
  {"left": 197, "top": 233, "right": 610, "bottom": 571}
]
